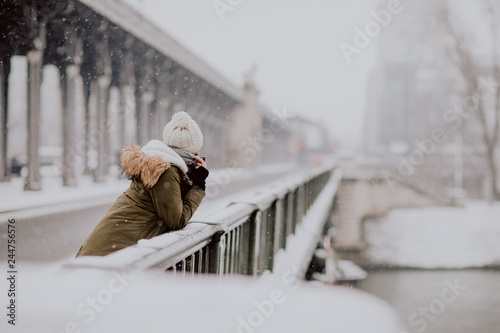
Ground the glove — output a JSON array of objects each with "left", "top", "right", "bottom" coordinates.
[{"left": 188, "top": 166, "right": 209, "bottom": 190}]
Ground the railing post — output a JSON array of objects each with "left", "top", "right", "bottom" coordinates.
[
  {"left": 208, "top": 228, "right": 226, "bottom": 274},
  {"left": 292, "top": 188, "right": 300, "bottom": 233},
  {"left": 299, "top": 182, "right": 307, "bottom": 222},
  {"left": 300, "top": 185, "right": 306, "bottom": 222},
  {"left": 274, "top": 199, "right": 284, "bottom": 256},
  {"left": 264, "top": 202, "right": 277, "bottom": 272},
  {"left": 286, "top": 192, "right": 294, "bottom": 239},
  {"left": 258, "top": 211, "right": 267, "bottom": 273},
  {"left": 305, "top": 180, "right": 311, "bottom": 211},
  {"left": 247, "top": 211, "right": 262, "bottom": 276}
]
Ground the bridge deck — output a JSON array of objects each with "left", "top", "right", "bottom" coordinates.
[{"left": 79, "top": 0, "right": 243, "bottom": 101}]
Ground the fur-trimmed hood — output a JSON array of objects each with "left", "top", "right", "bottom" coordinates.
[{"left": 120, "top": 140, "right": 188, "bottom": 188}]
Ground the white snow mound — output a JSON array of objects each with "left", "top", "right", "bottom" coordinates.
[{"left": 364, "top": 201, "right": 500, "bottom": 268}]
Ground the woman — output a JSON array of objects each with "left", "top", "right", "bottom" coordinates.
[{"left": 76, "top": 111, "right": 209, "bottom": 257}]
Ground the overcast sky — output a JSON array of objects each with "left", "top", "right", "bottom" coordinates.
[{"left": 123, "top": 0, "right": 397, "bottom": 147}]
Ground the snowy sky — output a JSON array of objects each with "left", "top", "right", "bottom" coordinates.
[
  {"left": 120, "top": 0, "right": 489, "bottom": 148},
  {"left": 123, "top": 0, "right": 382, "bottom": 147}
]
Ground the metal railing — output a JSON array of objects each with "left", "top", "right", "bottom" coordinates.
[{"left": 68, "top": 163, "right": 337, "bottom": 276}]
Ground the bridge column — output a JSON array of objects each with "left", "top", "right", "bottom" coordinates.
[
  {"left": 157, "top": 97, "right": 169, "bottom": 134},
  {"left": 215, "top": 90, "right": 234, "bottom": 167},
  {"left": 117, "top": 35, "right": 136, "bottom": 148},
  {"left": 149, "top": 97, "right": 160, "bottom": 141},
  {"left": 24, "top": 46, "right": 44, "bottom": 191},
  {"left": 134, "top": 46, "right": 155, "bottom": 145},
  {"left": 207, "top": 87, "right": 225, "bottom": 166},
  {"left": 60, "top": 62, "right": 80, "bottom": 186},
  {"left": 149, "top": 56, "right": 166, "bottom": 139},
  {"left": 118, "top": 84, "right": 134, "bottom": 146},
  {"left": 149, "top": 53, "right": 161, "bottom": 140},
  {"left": 184, "top": 75, "right": 200, "bottom": 117},
  {"left": 141, "top": 91, "right": 154, "bottom": 144},
  {"left": 170, "top": 67, "right": 188, "bottom": 114},
  {"left": 58, "top": 21, "right": 83, "bottom": 186},
  {"left": 84, "top": 80, "right": 96, "bottom": 175},
  {"left": 94, "top": 74, "right": 111, "bottom": 183},
  {"left": 88, "top": 21, "right": 112, "bottom": 183},
  {"left": 80, "top": 18, "right": 96, "bottom": 175},
  {"left": 152, "top": 92, "right": 167, "bottom": 141},
  {"left": 0, "top": 56, "right": 9, "bottom": 181},
  {"left": 135, "top": 89, "right": 154, "bottom": 145},
  {"left": 156, "top": 89, "right": 170, "bottom": 137}
]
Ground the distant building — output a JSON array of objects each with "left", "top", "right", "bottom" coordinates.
[
  {"left": 363, "top": 0, "right": 494, "bottom": 198},
  {"left": 225, "top": 76, "right": 262, "bottom": 169},
  {"left": 225, "top": 68, "right": 332, "bottom": 169},
  {"left": 263, "top": 112, "right": 331, "bottom": 166}
]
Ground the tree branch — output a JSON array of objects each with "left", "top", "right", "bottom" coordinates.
[
  {"left": 488, "top": 1, "right": 500, "bottom": 146},
  {"left": 440, "top": 2, "right": 492, "bottom": 151}
]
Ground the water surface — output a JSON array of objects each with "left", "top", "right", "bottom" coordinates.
[{"left": 358, "top": 269, "right": 500, "bottom": 333}]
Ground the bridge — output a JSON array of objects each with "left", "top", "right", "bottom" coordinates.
[
  {"left": 67, "top": 157, "right": 458, "bottom": 278},
  {"left": 330, "top": 158, "right": 464, "bottom": 265},
  {"left": 0, "top": 0, "right": 462, "bottom": 277}
]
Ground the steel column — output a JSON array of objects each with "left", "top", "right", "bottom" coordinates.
[
  {"left": 60, "top": 63, "right": 79, "bottom": 186},
  {"left": 24, "top": 49, "right": 43, "bottom": 191},
  {"left": 94, "top": 74, "right": 110, "bottom": 182},
  {"left": 0, "top": 57, "right": 9, "bottom": 181}
]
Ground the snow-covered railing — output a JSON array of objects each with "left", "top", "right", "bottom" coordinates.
[{"left": 67, "top": 163, "right": 338, "bottom": 276}]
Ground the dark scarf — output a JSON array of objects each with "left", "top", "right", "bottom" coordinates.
[{"left": 169, "top": 146, "right": 197, "bottom": 174}]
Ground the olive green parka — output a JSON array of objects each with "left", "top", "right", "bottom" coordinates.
[{"left": 76, "top": 141, "right": 205, "bottom": 257}]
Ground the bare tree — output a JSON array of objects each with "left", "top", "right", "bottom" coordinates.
[{"left": 438, "top": 0, "right": 500, "bottom": 201}]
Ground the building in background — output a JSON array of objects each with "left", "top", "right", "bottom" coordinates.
[
  {"left": 363, "top": 0, "right": 494, "bottom": 198},
  {"left": 225, "top": 73, "right": 332, "bottom": 169}
]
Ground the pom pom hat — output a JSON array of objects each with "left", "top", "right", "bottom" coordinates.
[{"left": 162, "top": 111, "right": 204, "bottom": 154}]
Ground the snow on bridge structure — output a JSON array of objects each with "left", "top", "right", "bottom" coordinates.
[
  {"left": 0, "top": 0, "right": 324, "bottom": 190},
  {"left": 331, "top": 157, "right": 465, "bottom": 264}
]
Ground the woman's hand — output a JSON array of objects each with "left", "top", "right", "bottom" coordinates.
[
  {"left": 190, "top": 159, "right": 209, "bottom": 190},
  {"left": 195, "top": 156, "right": 207, "bottom": 169}
]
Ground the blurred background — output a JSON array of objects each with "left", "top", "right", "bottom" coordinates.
[{"left": 1, "top": 0, "right": 500, "bottom": 332}]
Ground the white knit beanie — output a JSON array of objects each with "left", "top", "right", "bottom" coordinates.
[{"left": 162, "top": 111, "right": 204, "bottom": 154}]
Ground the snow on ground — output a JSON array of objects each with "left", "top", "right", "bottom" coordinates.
[
  {"left": 2, "top": 265, "right": 402, "bottom": 333},
  {"left": 364, "top": 201, "right": 500, "bottom": 269},
  {"left": 0, "top": 166, "right": 129, "bottom": 223}
]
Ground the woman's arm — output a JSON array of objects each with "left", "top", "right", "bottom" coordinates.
[{"left": 149, "top": 167, "right": 206, "bottom": 231}]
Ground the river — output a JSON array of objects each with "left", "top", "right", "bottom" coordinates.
[{"left": 358, "top": 269, "right": 500, "bottom": 333}]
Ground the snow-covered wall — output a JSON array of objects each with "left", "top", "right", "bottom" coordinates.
[{"left": 364, "top": 201, "right": 500, "bottom": 268}]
